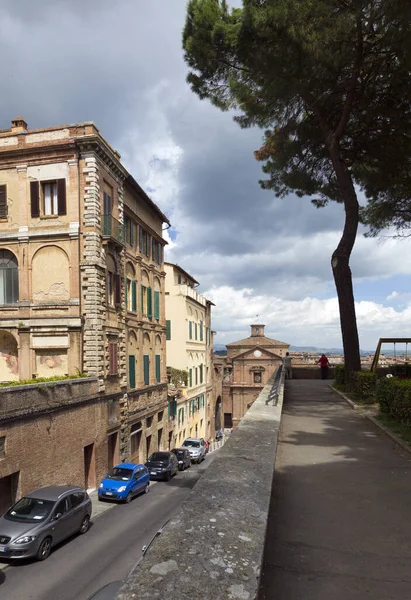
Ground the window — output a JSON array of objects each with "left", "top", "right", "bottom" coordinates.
[
  {"left": 141, "top": 285, "right": 147, "bottom": 315},
  {"left": 147, "top": 287, "right": 153, "bottom": 318},
  {"left": 143, "top": 354, "right": 150, "bottom": 385},
  {"left": 158, "top": 411, "right": 164, "bottom": 422},
  {"left": 129, "top": 355, "right": 136, "bottom": 389},
  {"left": 0, "top": 436, "right": 5, "bottom": 458},
  {"left": 254, "top": 372, "right": 262, "bottom": 383},
  {"left": 189, "top": 368, "right": 192, "bottom": 387},
  {"left": 106, "top": 255, "right": 120, "bottom": 307},
  {"left": 224, "top": 413, "right": 233, "bottom": 428},
  {"left": 103, "top": 191, "right": 112, "bottom": 215},
  {"left": 0, "top": 250, "right": 18, "bottom": 305},
  {"left": 139, "top": 226, "right": 144, "bottom": 252},
  {"left": 146, "top": 416, "right": 153, "bottom": 428},
  {"left": 178, "top": 274, "right": 182, "bottom": 284},
  {"left": 109, "top": 343, "right": 118, "bottom": 376},
  {"left": 70, "top": 492, "right": 85, "bottom": 509},
  {"left": 30, "top": 180, "right": 66, "bottom": 217},
  {"left": 189, "top": 321, "right": 192, "bottom": 340},
  {"left": 154, "top": 291, "right": 160, "bottom": 320},
  {"left": 199, "top": 364, "right": 203, "bottom": 384},
  {"left": 145, "top": 232, "right": 151, "bottom": 258},
  {"left": 195, "top": 323, "right": 198, "bottom": 341},
  {"left": 200, "top": 321, "right": 203, "bottom": 341},
  {"left": 127, "top": 279, "right": 137, "bottom": 312},
  {"left": 152, "top": 238, "right": 157, "bottom": 263},
  {"left": 155, "top": 354, "right": 161, "bottom": 383},
  {"left": 166, "top": 320, "right": 171, "bottom": 340},
  {"left": 125, "top": 217, "right": 135, "bottom": 246},
  {"left": 0, "top": 185, "right": 7, "bottom": 218},
  {"left": 195, "top": 368, "right": 198, "bottom": 385},
  {"left": 131, "top": 422, "right": 142, "bottom": 456}
]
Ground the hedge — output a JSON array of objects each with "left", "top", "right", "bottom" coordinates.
[
  {"left": 334, "top": 365, "right": 345, "bottom": 386},
  {"left": 376, "top": 377, "right": 411, "bottom": 424},
  {"left": 351, "top": 371, "right": 377, "bottom": 403}
]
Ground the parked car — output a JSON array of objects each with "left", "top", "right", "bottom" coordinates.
[
  {"left": 171, "top": 448, "right": 191, "bottom": 471},
  {"left": 145, "top": 452, "right": 179, "bottom": 481},
  {"left": 200, "top": 438, "right": 210, "bottom": 453},
  {"left": 98, "top": 463, "right": 149, "bottom": 503},
  {"left": 0, "top": 485, "right": 91, "bottom": 561},
  {"left": 182, "top": 438, "right": 206, "bottom": 463}
]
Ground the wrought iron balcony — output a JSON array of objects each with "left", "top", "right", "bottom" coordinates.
[{"left": 102, "top": 214, "right": 125, "bottom": 246}]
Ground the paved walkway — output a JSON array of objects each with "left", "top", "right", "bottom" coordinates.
[{"left": 259, "top": 380, "right": 411, "bottom": 600}]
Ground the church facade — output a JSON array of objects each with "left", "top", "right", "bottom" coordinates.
[{"left": 222, "top": 324, "right": 289, "bottom": 428}]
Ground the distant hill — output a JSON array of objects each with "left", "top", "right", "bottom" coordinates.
[{"left": 214, "top": 343, "right": 403, "bottom": 357}]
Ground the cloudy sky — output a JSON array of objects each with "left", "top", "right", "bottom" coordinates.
[{"left": 1, "top": 0, "right": 411, "bottom": 351}]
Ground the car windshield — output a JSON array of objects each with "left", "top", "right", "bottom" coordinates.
[
  {"left": 183, "top": 441, "right": 200, "bottom": 448},
  {"left": 148, "top": 452, "right": 170, "bottom": 462},
  {"left": 5, "top": 497, "right": 55, "bottom": 523},
  {"left": 106, "top": 467, "right": 133, "bottom": 481}
]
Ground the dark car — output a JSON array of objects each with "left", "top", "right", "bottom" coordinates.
[
  {"left": 145, "top": 452, "right": 178, "bottom": 481},
  {"left": 171, "top": 448, "right": 191, "bottom": 471},
  {"left": 0, "top": 485, "right": 91, "bottom": 561}
]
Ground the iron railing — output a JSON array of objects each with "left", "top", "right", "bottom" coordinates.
[{"left": 102, "top": 214, "right": 125, "bottom": 245}]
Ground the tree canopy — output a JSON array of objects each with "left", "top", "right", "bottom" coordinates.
[{"left": 183, "top": 0, "right": 411, "bottom": 377}]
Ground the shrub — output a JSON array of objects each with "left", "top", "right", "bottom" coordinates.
[
  {"left": 334, "top": 365, "right": 345, "bottom": 386},
  {"left": 376, "top": 377, "right": 411, "bottom": 424},
  {"left": 351, "top": 371, "right": 377, "bottom": 403}
]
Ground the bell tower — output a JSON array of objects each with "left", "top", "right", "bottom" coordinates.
[{"left": 251, "top": 324, "right": 265, "bottom": 337}]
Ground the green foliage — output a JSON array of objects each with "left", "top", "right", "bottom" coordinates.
[
  {"left": 167, "top": 367, "right": 188, "bottom": 387},
  {"left": 376, "top": 377, "right": 411, "bottom": 425},
  {"left": 334, "top": 365, "right": 345, "bottom": 386},
  {"left": 0, "top": 374, "right": 87, "bottom": 388},
  {"left": 376, "top": 414, "right": 411, "bottom": 447},
  {"left": 351, "top": 371, "right": 376, "bottom": 403}
]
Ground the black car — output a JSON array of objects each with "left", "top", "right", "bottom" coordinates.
[
  {"left": 145, "top": 452, "right": 178, "bottom": 481},
  {"left": 171, "top": 448, "right": 191, "bottom": 471}
]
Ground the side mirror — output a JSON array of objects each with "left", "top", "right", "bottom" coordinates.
[{"left": 54, "top": 512, "right": 62, "bottom": 520}]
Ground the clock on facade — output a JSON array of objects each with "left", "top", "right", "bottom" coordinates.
[{"left": 253, "top": 350, "right": 262, "bottom": 358}]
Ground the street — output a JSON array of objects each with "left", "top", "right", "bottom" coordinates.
[{"left": 0, "top": 454, "right": 217, "bottom": 600}]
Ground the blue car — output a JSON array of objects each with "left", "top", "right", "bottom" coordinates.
[{"left": 98, "top": 463, "right": 149, "bottom": 503}]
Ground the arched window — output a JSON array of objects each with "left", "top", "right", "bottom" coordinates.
[{"left": 0, "top": 250, "right": 18, "bottom": 305}]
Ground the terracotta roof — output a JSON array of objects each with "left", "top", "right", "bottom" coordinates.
[{"left": 226, "top": 335, "right": 289, "bottom": 348}]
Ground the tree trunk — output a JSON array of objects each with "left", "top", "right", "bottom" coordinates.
[{"left": 329, "top": 146, "right": 362, "bottom": 381}]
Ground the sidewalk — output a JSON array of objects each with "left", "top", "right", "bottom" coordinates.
[{"left": 259, "top": 380, "right": 411, "bottom": 600}]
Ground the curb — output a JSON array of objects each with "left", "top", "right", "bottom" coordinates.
[{"left": 330, "top": 385, "right": 411, "bottom": 455}]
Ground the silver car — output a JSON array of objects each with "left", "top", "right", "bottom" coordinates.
[
  {"left": 0, "top": 485, "right": 92, "bottom": 561},
  {"left": 182, "top": 438, "right": 206, "bottom": 463}
]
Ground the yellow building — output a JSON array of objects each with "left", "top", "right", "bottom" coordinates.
[{"left": 164, "top": 263, "right": 215, "bottom": 446}]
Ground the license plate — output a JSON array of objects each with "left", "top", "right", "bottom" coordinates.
[
  {"left": 105, "top": 492, "right": 113, "bottom": 496},
  {"left": 0, "top": 547, "right": 6, "bottom": 553}
]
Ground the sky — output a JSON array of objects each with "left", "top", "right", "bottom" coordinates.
[{"left": 1, "top": 0, "right": 410, "bottom": 352}]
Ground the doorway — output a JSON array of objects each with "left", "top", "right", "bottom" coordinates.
[
  {"left": 157, "top": 428, "right": 163, "bottom": 451},
  {"left": 145, "top": 435, "right": 152, "bottom": 460},
  {"left": 0, "top": 471, "right": 19, "bottom": 515},
  {"left": 107, "top": 432, "right": 119, "bottom": 471},
  {"left": 84, "top": 443, "right": 96, "bottom": 490}
]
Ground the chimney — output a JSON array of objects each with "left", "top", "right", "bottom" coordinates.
[
  {"left": 251, "top": 324, "right": 265, "bottom": 337},
  {"left": 11, "top": 117, "right": 28, "bottom": 133}
]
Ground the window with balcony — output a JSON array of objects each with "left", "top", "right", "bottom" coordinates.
[{"left": 0, "top": 250, "right": 19, "bottom": 305}]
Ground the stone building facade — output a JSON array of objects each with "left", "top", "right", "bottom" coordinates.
[
  {"left": 0, "top": 117, "right": 170, "bottom": 507},
  {"left": 222, "top": 324, "right": 289, "bottom": 427},
  {"left": 164, "top": 263, "right": 215, "bottom": 444}
]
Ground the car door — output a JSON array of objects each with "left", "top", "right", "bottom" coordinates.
[
  {"left": 51, "top": 497, "right": 71, "bottom": 544},
  {"left": 69, "top": 492, "right": 87, "bottom": 530},
  {"left": 171, "top": 454, "right": 178, "bottom": 475},
  {"left": 131, "top": 469, "right": 141, "bottom": 495}
]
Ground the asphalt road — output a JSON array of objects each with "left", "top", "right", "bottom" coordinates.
[{"left": 0, "top": 454, "right": 217, "bottom": 600}]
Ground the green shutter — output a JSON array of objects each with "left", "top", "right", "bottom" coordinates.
[
  {"left": 130, "top": 222, "right": 135, "bottom": 246},
  {"left": 132, "top": 280, "right": 137, "bottom": 312},
  {"left": 129, "top": 355, "right": 136, "bottom": 389},
  {"left": 189, "top": 368, "right": 192, "bottom": 387},
  {"left": 168, "top": 402, "right": 171, "bottom": 418},
  {"left": 155, "top": 354, "right": 161, "bottom": 383},
  {"left": 147, "top": 287, "right": 152, "bottom": 318},
  {"left": 141, "top": 285, "right": 144, "bottom": 314},
  {"left": 195, "top": 368, "right": 198, "bottom": 385},
  {"left": 189, "top": 321, "right": 192, "bottom": 340},
  {"left": 154, "top": 291, "right": 160, "bottom": 320},
  {"left": 166, "top": 320, "right": 171, "bottom": 340},
  {"left": 200, "top": 321, "right": 203, "bottom": 341},
  {"left": 200, "top": 364, "right": 203, "bottom": 384},
  {"left": 143, "top": 355, "right": 150, "bottom": 385}
]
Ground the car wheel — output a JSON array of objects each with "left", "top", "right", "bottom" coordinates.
[
  {"left": 37, "top": 537, "right": 52, "bottom": 561},
  {"left": 166, "top": 471, "right": 171, "bottom": 481},
  {"left": 125, "top": 492, "right": 133, "bottom": 503},
  {"left": 79, "top": 515, "right": 90, "bottom": 534}
]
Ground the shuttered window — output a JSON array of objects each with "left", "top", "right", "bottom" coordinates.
[
  {"left": 129, "top": 355, "right": 136, "bottom": 389},
  {"left": 199, "top": 364, "right": 203, "bottom": 384},
  {"left": 189, "top": 368, "right": 192, "bottom": 387},
  {"left": 155, "top": 354, "right": 161, "bottom": 383},
  {"left": 152, "top": 238, "right": 157, "bottom": 263},
  {"left": 30, "top": 179, "right": 66, "bottom": 217},
  {"left": 141, "top": 285, "right": 147, "bottom": 315},
  {"left": 200, "top": 321, "right": 203, "bottom": 341},
  {"left": 109, "top": 343, "right": 118, "bottom": 376},
  {"left": 189, "top": 321, "right": 192, "bottom": 340},
  {"left": 145, "top": 232, "right": 150, "bottom": 257},
  {"left": 143, "top": 355, "right": 150, "bottom": 385},
  {"left": 166, "top": 320, "right": 171, "bottom": 340},
  {"left": 139, "top": 226, "right": 143, "bottom": 252},
  {"left": 195, "top": 323, "right": 198, "bottom": 341},
  {"left": 0, "top": 185, "right": 7, "bottom": 218},
  {"left": 195, "top": 367, "right": 198, "bottom": 385},
  {"left": 30, "top": 181, "right": 40, "bottom": 218},
  {"left": 132, "top": 280, "right": 137, "bottom": 312},
  {"left": 154, "top": 291, "right": 160, "bottom": 320},
  {"left": 147, "top": 287, "right": 152, "bottom": 318}
]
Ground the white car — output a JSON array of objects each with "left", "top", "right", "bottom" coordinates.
[{"left": 182, "top": 438, "right": 206, "bottom": 463}]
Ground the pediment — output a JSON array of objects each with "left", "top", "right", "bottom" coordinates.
[{"left": 233, "top": 346, "right": 283, "bottom": 361}]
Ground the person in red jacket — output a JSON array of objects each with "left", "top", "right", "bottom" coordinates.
[{"left": 317, "top": 354, "right": 330, "bottom": 380}]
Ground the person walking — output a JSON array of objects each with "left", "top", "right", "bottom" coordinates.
[
  {"left": 318, "top": 354, "right": 330, "bottom": 380},
  {"left": 284, "top": 352, "right": 293, "bottom": 380}
]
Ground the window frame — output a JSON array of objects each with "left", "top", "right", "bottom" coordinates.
[{"left": 0, "top": 185, "right": 7, "bottom": 219}]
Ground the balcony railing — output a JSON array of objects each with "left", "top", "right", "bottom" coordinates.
[{"left": 102, "top": 214, "right": 125, "bottom": 245}]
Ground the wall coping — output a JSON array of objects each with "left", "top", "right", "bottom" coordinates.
[
  {"left": 117, "top": 372, "right": 284, "bottom": 600},
  {"left": 0, "top": 377, "right": 98, "bottom": 393}
]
